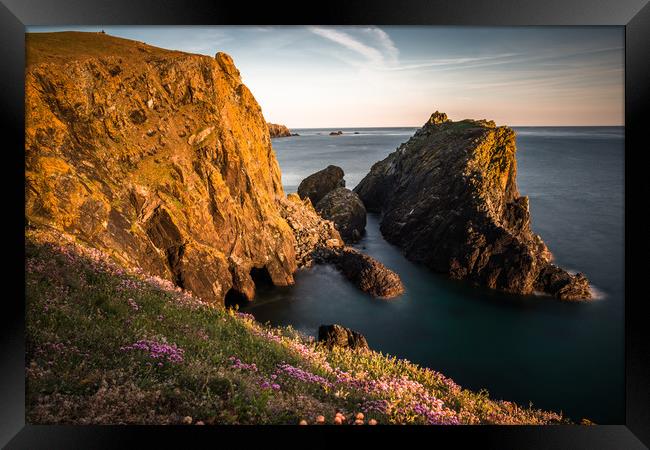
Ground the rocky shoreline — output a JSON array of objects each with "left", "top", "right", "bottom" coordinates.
[
  {"left": 25, "top": 32, "right": 589, "bottom": 316},
  {"left": 25, "top": 32, "right": 401, "bottom": 310},
  {"left": 278, "top": 192, "right": 404, "bottom": 299}
]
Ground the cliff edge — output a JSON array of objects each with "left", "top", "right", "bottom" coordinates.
[{"left": 25, "top": 32, "right": 298, "bottom": 305}]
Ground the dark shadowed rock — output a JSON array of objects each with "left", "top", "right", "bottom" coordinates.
[
  {"left": 354, "top": 110, "right": 591, "bottom": 300},
  {"left": 326, "top": 247, "right": 404, "bottom": 299},
  {"left": 297, "top": 165, "right": 345, "bottom": 206},
  {"left": 535, "top": 264, "right": 591, "bottom": 300},
  {"left": 329, "top": 130, "right": 343, "bottom": 136},
  {"left": 315, "top": 187, "right": 367, "bottom": 243},
  {"left": 318, "top": 324, "right": 369, "bottom": 350}
]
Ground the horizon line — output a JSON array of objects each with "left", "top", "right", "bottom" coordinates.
[{"left": 282, "top": 124, "right": 625, "bottom": 129}]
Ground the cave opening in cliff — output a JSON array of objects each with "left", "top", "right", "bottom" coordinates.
[
  {"left": 224, "top": 288, "right": 248, "bottom": 309},
  {"left": 250, "top": 266, "right": 274, "bottom": 288}
]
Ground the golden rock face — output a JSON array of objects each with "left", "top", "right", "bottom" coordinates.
[{"left": 25, "top": 31, "right": 297, "bottom": 305}]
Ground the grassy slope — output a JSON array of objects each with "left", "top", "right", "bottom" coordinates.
[
  {"left": 26, "top": 31, "right": 190, "bottom": 67},
  {"left": 26, "top": 228, "right": 569, "bottom": 425}
]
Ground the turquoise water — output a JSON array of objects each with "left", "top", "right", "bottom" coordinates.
[{"left": 244, "top": 126, "right": 625, "bottom": 424}]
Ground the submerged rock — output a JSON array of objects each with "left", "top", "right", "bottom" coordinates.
[
  {"left": 318, "top": 324, "right": 369, "bottom": 350},
  {"left": 354, "top": 110, "right": 591, "bottom": 300},
  {"left": 297, "top": 165, "right": 345, "bottom": 206},
  {"left": 315, "top": 187, "right": 367, "bottom": 243}
]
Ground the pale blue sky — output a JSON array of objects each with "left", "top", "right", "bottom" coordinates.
[{"left": 28, "top": 26, "right": 624, "bottom": 127}]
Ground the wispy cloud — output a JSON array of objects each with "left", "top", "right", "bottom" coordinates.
[
  {"left": 388, "top": 53, "right": 521, "bottom": 71},
  {"left": 361, "top": 27, "right": 399, "bottom": 64},
  {"left": 307, "top": 26, "right": 398, "bottom": 67}
]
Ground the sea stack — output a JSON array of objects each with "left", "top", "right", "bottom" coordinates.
[{"left": 354, "top": 111, "right": 591, "bottom": 300}]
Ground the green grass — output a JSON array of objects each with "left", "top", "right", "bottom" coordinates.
[{"left": 25, "top": 228, "right": 572, "bottom": 425}]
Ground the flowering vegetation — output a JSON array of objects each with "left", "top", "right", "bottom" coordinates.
[
  {"left": 121, "top": 340, "right": 185, "bottom": 365},
  {"left": 26, "top": 228, "right": 572, "bottom": 425}
]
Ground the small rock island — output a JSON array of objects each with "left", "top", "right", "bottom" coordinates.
[{"left": 267, "top": 122, "right": 297, "bottom": 138}]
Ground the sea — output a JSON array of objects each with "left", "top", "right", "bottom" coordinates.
[{"left": 242, "top": 126, "right": 625, "bottom": 424}]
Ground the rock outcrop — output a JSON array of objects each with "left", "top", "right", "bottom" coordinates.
[
  {"left": 354, "top": 111, "right": 591, "bottom": 300},
  {"left": 326, "top": 248, "right": 405, "bottom": 299},
  {"left": 329, "top": 131, "right": 343, "bottom": 136},
  {"left": 278, "top": 194, "right": 403, "bottom": 298},
  {"left": 297, "top": 165, "right": 345, "bottom": 206},
  {"left": 267, "top": 123, "right": 294, "bottom": 138},
  {"left": 278, "top": 193, "right": 344, "bottom": 268},
  {"left": 315, "top": 187, "right": 367, "bottom": 243},
  {"left": 318, "top": 324, "right": 369, "bottom": 350},
  {"left": 25, "top": 32, "right": 298, "bottom": 306},
  {"left": 25, "top": 32, "right": 404, "bottom": 306}
]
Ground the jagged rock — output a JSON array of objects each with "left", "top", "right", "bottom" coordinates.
[
  {"left": 297, "top": 165, "right": 345, "bottom": 206},
  {"left": 315, "top": 187, "right": 366, "bottom": 243},
  {"left": 318, "top": 324, "right": 369, "bottom": 350},
  {"left": 329, "top": 131, "right": 343, "bottom": 136},
  {"left": 426, "top": 111, "right": 451, "bottom": 126},
  {"left": 325, "top": 247, "right": 404, "bottom": 299},
  {"left": 279, "top": 194, "right": 402, "bottom": 298},
  {"left": 25, "top": 32, "right": 297, "bottom": 306},
  {"left": 267, "top": 123, "right": 293, "bottom": 138},
  {"left": 277, "top": 193, "right": 344, "bottom": 268},
  {"left": 535, "top": 264, "right": 591, "bottom": 300},
  {"left": 354, "top": 111, "right": 591, "bottom": 300}
]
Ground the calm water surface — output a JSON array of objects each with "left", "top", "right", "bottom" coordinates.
[{"left": 243, "top": 126, "right": 624, "bottom": 423}]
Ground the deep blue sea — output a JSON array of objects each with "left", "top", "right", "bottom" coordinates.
[{"left": 243, "top": 126, "right": 625, "bottom": 424}]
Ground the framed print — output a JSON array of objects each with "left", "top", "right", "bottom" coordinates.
[{"left": 2, "top": 0, "right": 648, "bottom": 448}]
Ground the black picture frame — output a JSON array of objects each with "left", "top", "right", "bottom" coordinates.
[{"left": 2, "top": 0, "right": 648, "bottom": 448}]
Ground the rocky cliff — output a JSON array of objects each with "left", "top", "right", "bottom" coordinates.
[
  {"left": 355, "top": 112, "right": 590, "bottom": 300},
  {"left": 267, "top": 123, "right": 293, "bottom": 138},
  {"left": 25, "top": 32, "right": 298, "bottom": 305}
]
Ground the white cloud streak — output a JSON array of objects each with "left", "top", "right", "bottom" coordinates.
[{"left": 307, "top": 26, "right": 398, "bottom": 67}]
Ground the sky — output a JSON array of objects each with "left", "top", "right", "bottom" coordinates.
[{"left": 28, "top": 26, "right": 624, "bottom": 127}]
